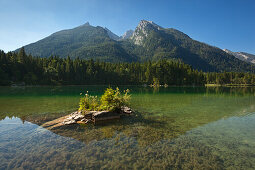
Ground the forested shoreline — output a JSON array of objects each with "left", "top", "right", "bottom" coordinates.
[{"left": 1, "top": 48, "right": 255, "bottom": 86}]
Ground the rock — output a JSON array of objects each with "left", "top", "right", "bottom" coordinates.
[
  {"left": 62, "top": 119, "right": 76, "bottom": 125},
  {"left": 92, "top": 111, "right": 110, "bottom": 117},
  {"left": 62, "top": 111, "right": 85, "bottom": 124},
  {"left": 62, "top": 108, "right": 133, "bottom": 125},
  {"left": 92, "top": 111, "right": 120, "bottom": 122},
  {"left": 73, "top": 114, "right": 84, "bottom": 121},
  {"left": 81, "top": 118, "right": 91, "bottom": 124},
  {"left": 66, "top": 116, "right": 73, "bottom": 120},
  {"left": 84, "top": 111, "right": 96, "bottom": 119},
  {"left": 122, "top": 106, "right": 132, "bottom": 114},
  {"left": 131, "top": 20, "right": 162, "bottom": 45}
]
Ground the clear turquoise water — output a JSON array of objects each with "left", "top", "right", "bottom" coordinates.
[{"left": 0, "top": 86, "right": 255, "bottom": 169}]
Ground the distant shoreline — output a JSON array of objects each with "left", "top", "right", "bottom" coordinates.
[
  {"left": 1, "top": 84, "right": 254, "bottom": 88},
  {"left": 205, "top": 84, "right": 255, "bottom": 87}
]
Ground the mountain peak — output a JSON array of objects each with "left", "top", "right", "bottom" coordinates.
[
  {"left": 84, "top": 22, "right": 90, "bottom": 26},
  {"left": 131, "top": 20, "right": 163, "bottom": 45},
  {"left": 138, "top": 20, "right": 163, "bottom": 30},
  {"left": 78, "top": 22, "right": 90, "bottom": 28}
]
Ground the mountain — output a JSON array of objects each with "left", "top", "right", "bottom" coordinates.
[
  {"left": 17, "top": 20, "right": 252, "bottom": 72},
  {"left": 17, "top": 22, "right": 137, "bottom": 62},
  {"left": 223, "top": 49, "right": 255, "bottom": 64},
  {"left": 127, "top": 20, "right": 251, "bottom": 71}
]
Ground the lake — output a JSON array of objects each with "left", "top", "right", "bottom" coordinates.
[{"left": 0, "top": 86, "right": 255, "bottom": 169}]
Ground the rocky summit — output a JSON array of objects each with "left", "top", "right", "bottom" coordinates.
[{"left": 130, "top": 20, "right": 163, "bottom": 45}]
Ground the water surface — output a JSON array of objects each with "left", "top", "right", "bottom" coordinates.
[{"left": 0, "top": 86, "right": 255, "bottom": 169}]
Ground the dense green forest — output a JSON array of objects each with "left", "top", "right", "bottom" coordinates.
[{"left": 1, "top": 48, "right": 255, "bottom": 86}]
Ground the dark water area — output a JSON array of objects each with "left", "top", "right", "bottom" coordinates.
[{"left": 0, "top": 86, "right": 255, "bottom": 169}]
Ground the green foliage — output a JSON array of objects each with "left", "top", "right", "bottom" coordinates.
[
  {"left": 152, "top": 78, "right": 160, "bottom": 87},
  {"left": 100, "top": 87, "right": 130, "bottom": 112},
  {"left": 99, "top": 88, "right": 115, "bottom": 111},
  {"left": 78, "top": 88, "right": 131, "bottom": 113},
  {"left": 79, "top": 92, "right": 99, "bottom": 112}
]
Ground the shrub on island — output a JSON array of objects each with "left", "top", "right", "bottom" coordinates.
[
  {"left": 62, "top": 87, "right": 132, "bottom": 125},
  {"left": 79, "top": 87, "right": 131, "bottom": 113}
]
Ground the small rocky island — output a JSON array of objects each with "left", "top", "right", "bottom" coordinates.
[
  {"left": 41, "top": 87, "right": 132, "bottom": 129},
  {"left": 62, "top": 106, "right": 132, "bottom": 125}
]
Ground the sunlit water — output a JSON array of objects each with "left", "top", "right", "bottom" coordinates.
[{"left": 0, "top": 86, "right": 255, "bottom": 169}]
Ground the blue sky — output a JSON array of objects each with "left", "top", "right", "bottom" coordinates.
[{"left": 0, "top": 0, "right": 254, "bottom": 54}]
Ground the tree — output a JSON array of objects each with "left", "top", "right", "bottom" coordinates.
[{"left": 18, "top": 47, "right": 26, "bottom": 64}]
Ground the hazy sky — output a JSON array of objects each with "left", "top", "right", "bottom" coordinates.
[{"left": 0, "top": 0, "right": 254, "bottom": 53}]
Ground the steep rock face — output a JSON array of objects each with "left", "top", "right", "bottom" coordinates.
[
  {"left": 127, "top": 20, "right": 252, "bottom": 72},
  {"left": 121, "top": 30, "right": 134, "bottom": 40},
  {"left": 223, "top": 49, "right": 255, "bottom": 64},
  {"left": 130, "top": 20, "right": 163, "bottom": 45}
]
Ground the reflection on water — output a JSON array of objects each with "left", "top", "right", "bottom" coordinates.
[{"left": 0, "top": 86, "right": 255, "bottom": 169}]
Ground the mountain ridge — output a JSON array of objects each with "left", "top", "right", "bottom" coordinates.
[
  {"left": 16, "top": 20, "right": 252, "bottom": 72},
  {"left": 223, "top": 49, "right": 255, "bottom": 64},
  {"left": 17, "top": 23, "right": 137, "bottom": 62}
]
